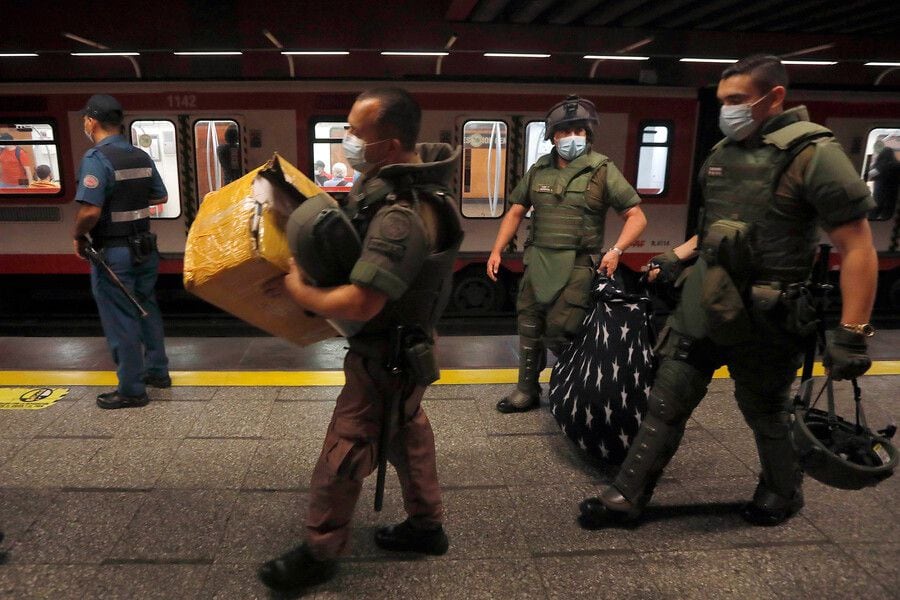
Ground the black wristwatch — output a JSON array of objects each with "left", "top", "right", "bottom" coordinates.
[{"left": 840, "top": 322, "right": 875, "bottom": 337}]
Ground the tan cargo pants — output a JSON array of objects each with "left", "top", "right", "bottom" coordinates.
[{"left": 305, "top": 349, "right": 443, "bottom": 559}]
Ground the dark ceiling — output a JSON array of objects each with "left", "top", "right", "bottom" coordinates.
[{"left": 1, "top": 0, "right": 898, "bottom": 88}]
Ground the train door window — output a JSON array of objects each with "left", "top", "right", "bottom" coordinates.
[
  {"left": 130, "top": 120, "right": 181, "bottom": 218},
  {"left": 635, "top": 121, "right": 672, "bottom": 196},
  {"left": 461, "top": 120, "right": 507, "bottom": 218},
  {"left": 524, "top": 120, "right": 553, "bottom": 171},
  {"left": 312, "top": 120, "right": 356, "bottom": 192},
  {"left": 195, "top": 120, "right": 242, "bottom": 200},
  {"left": 861, "top": 127, "right": 900, "bottom": 221},
  {"left": 0, "top": 121, "right": 62, "bottom": 196}
]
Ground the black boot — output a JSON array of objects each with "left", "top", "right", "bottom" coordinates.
[
  {"left": 258, "top": 543, "right": 337, "bottom": 591},
  {"left": 740, "top": 480, "right": 804, "bottom": 526},
  {"left": 374, "top": 519, "right": 449, "bottom": 555},
  {"left": 497, "top": 338, "right": 545, "bottom": 413},
  {"left": 496, "top": 387, "right": 541, "bottom": 413},
  {"left": 578, "top": 487, "right": 642, "bottom": 530}
]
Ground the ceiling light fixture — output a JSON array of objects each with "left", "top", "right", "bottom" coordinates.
[
  {"left": 174, "top": 51, "right": 243, "bottom": 56},
  {"left": 484, "top": 52, "right": 550, "bottom": 58},
  {"left": 781, "top": 60, "right": 837, "bottom": 65},
  {"left": 0, "top": 53, "right": 38, "bottom": 57},
  {"left": 866, "top": 61, "right": 900, "bottom": 67},
  {"left": 382, "top": 51, "right": 449, "bottom": 57},
  {"left": 583, "top": 55, "right": 649, "bottom": 61},
  {"left": 72, "top": 52, "right": 140, "bottom": 57},
  {"left": 281, "top": 51, "right": 350, "bottom": 55},
  {"left": 679, "top": 57, "right": 736, "bottom": 64}
]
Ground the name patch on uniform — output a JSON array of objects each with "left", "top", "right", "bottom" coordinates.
[
  {"left": 83, "top": 174, "right": 100, "bottom": 188},
  {"left": 537, "top": 184, "right": 553, "bottom": 193},
  {"left": 707, "top": 166, "right": 724, "bottom": 177}
]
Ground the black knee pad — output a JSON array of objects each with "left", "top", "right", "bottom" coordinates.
[
  {"left": 647, "top": 359, "right": 709, "bottom": 425},
  {"left": 517, "top": 314, "right": 544, "bottom": 339}
]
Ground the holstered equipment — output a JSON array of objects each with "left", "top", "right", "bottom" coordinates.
[
  {"left": 127, "top": 231, "right": 157, "bottom": 266},
  {"left": 373, "top": 324, "right": 439, "bottom": 512},
  {"left": 698, "top": 219, "right": 754, "bottom": 346}
]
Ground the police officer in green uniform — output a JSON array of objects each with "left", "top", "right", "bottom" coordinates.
[
  {"left": 487, "top": 95, "right": 647, "bottom": 413},
  {"left": 259, "top": 88, "right": 463, "bottom": 593},
  {"left": 580, "top": 55, "right": 878, "bottom": 529}
]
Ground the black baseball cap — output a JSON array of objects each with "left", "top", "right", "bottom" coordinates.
[{"left": 80, "top": 94, "right": 124, "bottom": 124}]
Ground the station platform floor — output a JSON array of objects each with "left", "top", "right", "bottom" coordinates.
[{"left": 0, "top": 332, "right": 897, "bottom": 598}]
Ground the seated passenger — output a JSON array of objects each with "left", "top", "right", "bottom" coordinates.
[
  {"left": 314, "top": 160, "right": 331, "bottom": 186},
  {"left": 0, "top": 133, "right": 34, "bottom": 186},
  {"left": 323, "top": 162, "right": 351, "bottom": 187},
  {"left": 29, "top": 164, "right": 59, "bottom": 189}
]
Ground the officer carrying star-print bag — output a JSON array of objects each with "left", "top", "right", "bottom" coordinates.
[{"left": 549, "top": 272, "right": 657, "bottom": 465}]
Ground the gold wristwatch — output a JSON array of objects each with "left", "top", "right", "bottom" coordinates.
[{"left": 840, "top": 322, "right": 875, "bottom": 337}]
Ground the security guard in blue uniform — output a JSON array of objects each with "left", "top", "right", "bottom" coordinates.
[{"left": 72, "top": 94, "right": 171, "bottom": 409}]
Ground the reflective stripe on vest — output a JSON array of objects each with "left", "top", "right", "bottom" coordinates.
[
  {"left": 110, "top": 207, "right": 152, "bottom": 222},
  {"left": 90, "top": 143, "right": 155, "bottom": 240},
  {"left": 527, "top": 152, "right": 608, "bottom": 251},
  {"left": 114, "top": 167, "right": 153, "bottom": 181},
  {"left": 700, "top": 118, "right": 832, "bottom": 283}
]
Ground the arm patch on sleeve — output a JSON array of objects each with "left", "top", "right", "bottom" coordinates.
[
  {"left": 380, "top": 211, "right": 411, "bottom": 241},
  {"left": 366, "top": 237, "right": 406, "bottom": 261}
]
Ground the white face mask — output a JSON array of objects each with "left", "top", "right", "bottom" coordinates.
[
  {"left": 83, "top": 118, "right": 94, "bottom": 143},
  {"left": 341, "top": 132, "right": 389, "bottom": 172},
  {"left": 555, "top": 134, "right": 587, "bottom": 161},
  {"left": 718, "top": 92, "right": 770, "bottom": 141}
]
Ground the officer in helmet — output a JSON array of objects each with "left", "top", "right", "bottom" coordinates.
[
  {"left": 259, "top": 87, "right": 463, "bottom": 593},
  {"left": 580, "top": 55, "right": 878, "bottom": 530},
  {"left": 487, "top": 95, "right": 647, "bottom": 413}
]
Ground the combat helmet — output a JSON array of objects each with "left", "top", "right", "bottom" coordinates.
[
  {"left": 544, "top": 95, "right": 600, "bottom": 140},
  {"left": 286, "top": 193, "right": 361, "bottom": 288},
  {"left": 792, "top": 377, "right": 897, "bottom": 490}
]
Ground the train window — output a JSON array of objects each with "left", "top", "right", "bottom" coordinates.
[
  {"left": 130, "top": 120, "right": 181, "bottom": 218},
  {"left": 635, "top": 121, "right": 672, "bottom": 196},
  {"left": 861, "top": 127, "right": 900, "bottom": 221},
  {"left": 524, "top": 120, "right": 553, "bottom": 171},
  {"left": 461, "top": 120, "right": 507, "bottom": 218},
  {"left": 312, "top": 120, "right": 358, "bottom": 192},
  {"left": 0, "top": 122, "right": 62, "bottom": 196},
  {"left": 194, "top": 120, "right": 242, "bottom": 200}
]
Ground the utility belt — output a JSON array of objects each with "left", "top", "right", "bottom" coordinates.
[
  {"left": 94, "top": 231, "right": 157, "bottom": 265},
  {"left": 698, "top": 219, "right": 818, "bottom": 344},
  {"left": 348, "top": 326, "right": 440, "bottom": 386}
]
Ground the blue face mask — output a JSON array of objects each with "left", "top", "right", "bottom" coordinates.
[{"left": 556, "top": 135, "right": 587, "bottom": 161}]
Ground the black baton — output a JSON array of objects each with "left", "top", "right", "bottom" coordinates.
[
  {"left": 375, "top": 325, "right": 406, "bottom": 512},
  {"left": 84, "top": 246, "right": 149, "bottom": 318}
]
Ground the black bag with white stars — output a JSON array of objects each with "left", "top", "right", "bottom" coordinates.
[{"left": 549, "top": 274, "right": 657, "bottom": 465}]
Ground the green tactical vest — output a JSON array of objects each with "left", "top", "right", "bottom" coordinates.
[
  {"left": 526, "top": 151, "right": 608, "bottom": 251},
  {"left": 700, "top": 111, "right": 833, "bottom": 284}
]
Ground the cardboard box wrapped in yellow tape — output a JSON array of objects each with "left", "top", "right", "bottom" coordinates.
[{"left": 183, "top": 154, "right": 337, "bottom": 346}]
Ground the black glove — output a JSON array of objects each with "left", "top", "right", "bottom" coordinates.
[
  {"left": 823, "top": 327, "right": 871, "bottom": 380},
  {"left": 648, "top": 249, "right": 683, "bottom": 283}
]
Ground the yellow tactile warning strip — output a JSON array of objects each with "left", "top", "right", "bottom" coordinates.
[
  {"left": 0, "top": 387, "right": 69, "bottom": 409},
  {"left": 0, "top": 362, "right": 897, "bottom": 387}
]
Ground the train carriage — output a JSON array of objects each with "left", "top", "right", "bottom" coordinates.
[{"left": 0, "top": 80, "right": 898, "bottom": 326}]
